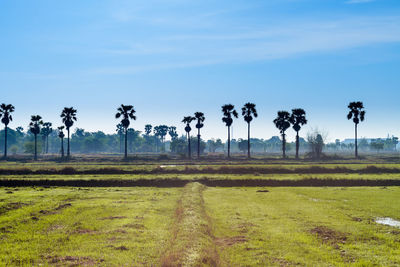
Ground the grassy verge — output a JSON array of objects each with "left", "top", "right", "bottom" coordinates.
[
  {"left": 161, "top": 182, "right": 220, "bottom": 266},
  {"left": 0, "top": 187, "right": 181, "bottom": 266},
  {"left": 204, "top": 187, "right": 400, "bottom": 266}
]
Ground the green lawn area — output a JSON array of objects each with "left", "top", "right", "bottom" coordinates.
[
  {"left": 204, "top": 186, "right": 400, "bottom": 266},
  {"left": 0, "top": 187, "right": 181, "bottom": 266}
]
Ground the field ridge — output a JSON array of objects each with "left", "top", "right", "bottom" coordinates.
[{"left": 161, "top": 182, "right": 220, "bottom": 266}]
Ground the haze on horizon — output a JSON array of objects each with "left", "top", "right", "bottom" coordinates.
[{"left": 1, "top": 0, "right": 399, "bottom": 143}]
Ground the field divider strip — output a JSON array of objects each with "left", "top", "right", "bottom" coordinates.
[
  {"left": 160, "top": 182, "right": 221, "bottom": 266},
  {"left": 1, "top": 178, "right": 400, "bottom": 187}
]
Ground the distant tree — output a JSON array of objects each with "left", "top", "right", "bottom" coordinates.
[
  {"left": 222, "top": 104, "right": 238, "bottom": 158},
  {"left": 41, "top": 122, "right": 53, "bottom": 154},
  {"left": 194, "top": 112, "right": 205, "bottom": 159},
  {"left": 289, "top": 108, "right": 307, "bottom": 159},
  {"left": 29, "top": 115, "right": 43, "bottom": 160},
  {"left": 154, "top": 125, "right": 169, "bottom": 152},
  {"left": 58, "top": 126, "right": 65, "bottom": 158},
  {"left": 168, "top": 126, "right": 178, "bottom": 141},
  {"left": 116, "top": 123, "right": 124, "bottom": 153},
  {"left": 144, "top": 124, "right": 152, "bottom": 136},
  {"left": 16, "top": 127, "right": 24, "bottom": 135},
  {"left": 242, "top": 103, "right": 258, "bottom": 158},
  {"left": 182, "top": 116, "right": 195, "bottom": 159},
  {"left": 61, "top": 107, "right": 77, "bottom": 158},
  {"left": 238, "top": 138, "right": 248, "bottom": 154},
  {"left": 307, "top": 129, "right": 326, "bottom": 159},
  {"left": 115, "top": 104, "right": 136, "bottom": 159},
  {"left": 347, "top": 101, "right": 365, "bottom": 158},
  {"left": 127, "top": 128, "right": 140, "bottom": 153},
  {"left": 273, "top": 111, "right": 291, "bottom": 158},
  {"left": 370, "top": 141, "right": 384, "bottom": 153},
  {"left": 0, "top": 104, "right": 15, "bottom": 158},
  {"left": 207, "top": 139, "right": 223, "bottom": 153}
]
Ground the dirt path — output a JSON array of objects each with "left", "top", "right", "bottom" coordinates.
[{"left": 160, "top": 182, "right": 220, "bottom": 266}]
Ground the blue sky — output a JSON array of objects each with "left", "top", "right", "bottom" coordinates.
[{"left": 1, "top": 0, "right": 400, "bottom": 142}]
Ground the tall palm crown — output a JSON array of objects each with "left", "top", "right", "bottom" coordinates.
[
  {"left": 273, "top": 111, "right": 291, "bottom": 134},
  {"left": 242, "top": 103, "right": 258, "bottom": 123},
  {"left": 168, "top": 126, "right": 178, "bottom": 140},
  {"left": 182, "top": 116, "right": 195, "bottom": 159},
  {"left": 273, "top": 111, "right": 291, "bottom": 158},
  {"left": 347, "top": 102, "right": 365, "bottom": 125},
  {"left": 289, "top": 109, "right": 307, "bottom": 159},
  {"left": 289, "top": 109, "right": 307, "bottom": 132},
  {"left": 29, "top": 115, "right": 43, "bottom": 160},
  {"left": 182, "top": 116, "right": 195, "bottom": 133},
  {"left": 242, "top": 102, "right": 257, "bottom": 158},
  {"left": 115, "top": 105, "right": 136, "bottom": 159},
  {"left": 115, "top": 105, "right": 136, "bottom": 129},
  {"left": 58, "top": 126, "right": 65, "bottom": 139},
  {"left": 61, "top": 107, "right": 77, "bottom": 129},
  {"left": 222, "top": 104, "right": 238, "bottom": 127},
  {"left": 194, "top": 112, "right": 205, "bottom": 130},
  {"left": 0, "top": 103, "right": 15, "bottom": 158},
  {"left": 144, "top": 124, "right": 152, "bottom": 135},
  {"left": 42, "top": 122, "right": 53, "bottom": 154},
  {"left": 0, "top": 104, "right": 15, "bottom": 126},
  {"left": 29, "top": 115, "right": 43, "bottom": 135},
  {"left": 222, "top": 104, "right": 238, "bottom": 158},
  {"left": 347, "top": 101, "right": 365, "bottom": 158},
  {"left": 194, "top": 112, "right": 205, "bottom": 158}
]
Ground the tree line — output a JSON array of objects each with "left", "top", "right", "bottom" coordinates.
[{"left": 0, "top": 101, "right": 367, "bottom": 160}]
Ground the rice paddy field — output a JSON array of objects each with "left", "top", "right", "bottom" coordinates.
[{"left": 1, "top": 158, "right": 400, "bottom": 266}]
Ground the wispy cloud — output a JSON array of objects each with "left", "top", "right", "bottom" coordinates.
[
  {"left": 345, "top": 0, "right": 376, "bottom": 4},
  {"left": 93, "top": 16, "right": 400, "bottom": 74}
]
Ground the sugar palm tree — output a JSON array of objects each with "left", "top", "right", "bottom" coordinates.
[
  {"left": 241, "top": 103, "right": 258, "bottom": 158},
  {"left": 182, "top": 116, "right": 195, "bottom": 159},
  {"left": 347, "top": 101, "right": 365, "bottom": 158},
  {"left": 194, "top": 112, "right": 205, "bottom": 158},
  {"left": 0, "top": 104, "right": 15, "bottom": 158},
  {"left": 289, "top": 108, "right": 307, "bottom": 159},
  {"left": 273, "top": 111, "right": 291, "bottom": 158},
  {"left": 60, "top": 107, "right": 77, "bottom": 158},
  {"left": 58, "top": 126, "right": 65, "bottom": 158},
  {"left": 144, "top": 124, "right": 152, "bottom": 136},
  {"left": 41, "top": 122, "right": 53, "bottom": 154},
  {"left": 29, "top": 115, "right": 43, "bottom": 160},
  {"left": 115, "top": 104, "right": 136, "bottom": 159},
  {"left": 168, "top": 126, "right": 178, "bottom": 141},
  {"left": 222, "top": 104, "right": 238, "bottom": 158},
  {"left": 116, "top": 123, "right": 124, "bottom": 153}
]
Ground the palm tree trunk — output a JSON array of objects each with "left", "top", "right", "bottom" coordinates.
[
  {"left": 247, "top": 122, "right": 250, "bottom": 158},
  {"left": 46, "top": 135, "right": 49, "bottom": 154},
  {"left": 227, "top": 126, "right": 231, "bottom": 158},
  {"left": 4, "top": 126, "right": 7, "bottom": 158},
  {"left": 120, "top": 133, "right": 123, "bottom": 153},
  {"left": 61, "top": 137, "right": 64, "bottom": 158},
  {"left": 295, "top": 131, "right": 299, "bottom": 159},
  {"left": 282, "top": 133, "right": 286, "bottom": 158},
  {"left": 34, "top": 134, "right": 37, "bottom": 160},
  {"left": 67, "top": 128, "right": 70, "bottom": 158},
  {"left": 197, "top": 128, "right": 200, "bottom": 159},
  {"left": 355, "top": 123, "right": 358, "bottom": 158},
  {"left": 188, "top": 132, "right": 191, "bottom": 159},
  {"left": 124, "top": 128, "right": 128, "bottom": 159}
]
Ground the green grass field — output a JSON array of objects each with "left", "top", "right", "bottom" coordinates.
[
  {"left": 1, "top": 160, "right": 400, "bottom": 266},
  {"left": 0, "top": 187, "right": 181, "bottom": 266}
]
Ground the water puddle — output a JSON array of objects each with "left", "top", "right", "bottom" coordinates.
[
  {"left": 159, "top": 165, "right": 177, "bottom": 168},
  {"left": 375, "top": 217, "right": 400, "bottom": 228}
]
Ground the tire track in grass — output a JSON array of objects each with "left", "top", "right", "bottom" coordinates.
[{"left": 161, "top": 182, "right": 220, "bottom": 266}]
